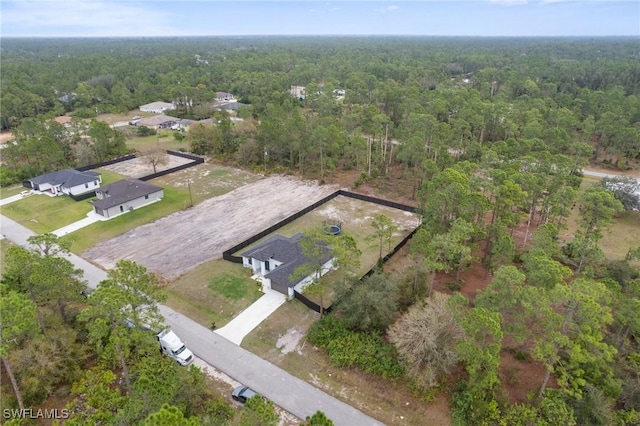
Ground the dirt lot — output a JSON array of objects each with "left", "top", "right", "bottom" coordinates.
[
  {"left": 99, "top": 153, "right": 194, "bottom": 178},
  {"left": 83, "top": 176, "right": 339, "bottom": 280},
  {"left": 0, "top": 131, "right": 14, "bottom": 144}
]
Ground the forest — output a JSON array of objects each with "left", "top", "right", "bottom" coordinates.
[{"left": 1, "top": 36, "right": 639, "bottom": 425}]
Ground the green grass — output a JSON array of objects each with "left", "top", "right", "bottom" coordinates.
[
  {"left": 61, "top": 186, "right": 192, "bottom": 253},
  {"left": 1, "top": 193, "right": 94, "bottom": 233},
  {"left": 0, "top": 184, "right": 26, "bottom": 199},
  {"left": 126, "top": 132, "right": 188, "bottom": 152},
  {"left": 0, "top": 170, "right": 127, "bottom": 234},
  {"left": 208, "top": 272, "right": 255, "bottom": 300},
  {"left": 164, "top": 259, "right": 262, "bottom": 328},
  {"left": 95, "top": 169, "right": 128, "bottom": 185}
]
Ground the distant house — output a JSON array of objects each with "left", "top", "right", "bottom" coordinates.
[
  {"left": 92, "top": 179, "right": 163, "bottom": 219},
  {"left": 215, "top": 91, "right": 235, "bottom": 102},
  {"left": 134, "top": 114, "right": 178, "bottom": 129},
  {"left": 290, "top": 86, "right": 306, "bottom": 101},
  {"left": 27, "top": 169, "right": 101, "bottom": 196},
  {"left": 139, "top": 102, "right": 175, "bottom": 114},
  {"left": 241, "top": 233, "right": 334, "bottom": 297}
]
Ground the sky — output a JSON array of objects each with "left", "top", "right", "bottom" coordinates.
[{"left": 1, "top": 0, "right": 638, "bottom": 38}]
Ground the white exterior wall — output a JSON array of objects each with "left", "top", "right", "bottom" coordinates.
[
  {"left": 63, "top": 178, "right": 101, "bottom": 196},
  {"left": 98, "top": 189, "right": 164, "bottom": 219},
  {"left": 36, "top": 183, "right": 60, "bottom": 195},
  {"left": 293, "top": 258, "right": 335, "bottom": 296}
]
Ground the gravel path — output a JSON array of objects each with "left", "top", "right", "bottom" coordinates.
[{"left": 82, "top": 176, "right": 338, "bottom": 280}]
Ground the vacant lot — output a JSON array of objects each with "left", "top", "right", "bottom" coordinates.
[
  {"left": 100, "top": 153, "right": 194, "bottom": 178},
  {"left": 83, "top": 176, "right": 339, "bottom": 280},
  {"left": 153, "top": 163, "right": 261, "bottom": 205}
]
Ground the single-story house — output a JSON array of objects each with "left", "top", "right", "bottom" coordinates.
[
  {"left": 92, "top": 179, "right": 163, "bottom": 219},
  {"left": 215, "top": 91, "right": 235, "bottom": 102},
  {"left": 241, "top": 233, "right": 334, "bottom": 297},
  {"left": 134, "top": 114, "right": 179, "bottom": 129},
  {"left": 139, "top": 102, "right": 175, "bottom": 114},
  {"left": 27, "top": 169, "right": 101, "bottom": 196}
]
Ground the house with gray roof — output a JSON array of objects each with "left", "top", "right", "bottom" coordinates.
[
  {"left": 241, "top": 233, "right": 334, "bottom": 297},
  {"left": 27, "top": 169, "right": 101, "bottom": 197},
  {"left": 92, "top": 179, "right": 163, "bottom": 219},
  {"left": 139, "top": 101, "right": 175, "bottom": 114}
]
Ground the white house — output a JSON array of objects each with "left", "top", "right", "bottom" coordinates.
[
  {"left": 27, "top": 169, "right": 101, "bottom": 196},
  {"left": 92, "top": 179, "right": 164, "bottom": 219},
  {"left": 139, "top": 102, "right": 175, "bottom": 114},
  {"left": 241, "top": 233, "right": 334, "bottom": 297}
]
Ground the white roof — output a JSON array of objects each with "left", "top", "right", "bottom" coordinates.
[{"left": 140, "top": 101, "right": 174, "bottom": 110}]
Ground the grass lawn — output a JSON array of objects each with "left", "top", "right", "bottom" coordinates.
[
  {"left": 0, "top": 170, "right": 128, "bottom": 234},
  {"left": 61, "top": 186, "right": 192, "bottom": 253},
  {"left": 0, "top": 184, "right": 26, "bottom": 199},
  {"left": 96, "top": 169, "right": 129, "bottom": 186},
  {"left": 164, "top": 259, "right": 262, "bottom": 328},
  {"left": 126, "top": 132, "right": 189, "bottom": 152},
  {"left": 1, "top": 193, "right": 94, "bottom": 234}
]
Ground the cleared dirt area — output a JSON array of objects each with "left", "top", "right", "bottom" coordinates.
[
  {"left": 83, "top": 176, "right": 339, "bottom": 280},
  {"left": 99, "top": 154, "right": 194, "bottom": 178},
  {"left": 0, "top": 131, "right": 14, "bottom": 144}
]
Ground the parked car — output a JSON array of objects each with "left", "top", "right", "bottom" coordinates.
[{"left": 232, "top": 385, "right": 258, "bottom": 403}]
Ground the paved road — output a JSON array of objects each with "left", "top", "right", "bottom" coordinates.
[
  {"left": 582, "top": 169, "right": 640, "bottom": 182},
  {"left": 0, "top": 214, "right": 384, "bottom": 426}
]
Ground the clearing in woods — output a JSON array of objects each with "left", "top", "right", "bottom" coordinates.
[{"left": 82, "top": 175, "right": 339, "bottom": 280}]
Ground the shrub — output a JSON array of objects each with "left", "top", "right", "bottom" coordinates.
[{"left": 308, "top": 315, "right": 403, "bottom": 380}]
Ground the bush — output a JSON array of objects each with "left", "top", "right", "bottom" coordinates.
[
  {"left": 308, "top": 315, "right": 403, "bottom": 380},
  {"left": 136, "top": 126, "right": 156, "bottom": 136}
]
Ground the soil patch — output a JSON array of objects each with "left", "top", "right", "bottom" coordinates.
[
  {"left": 276, "top": 327, "right": 305, "bottom": 355},
  {"left": 99, "top": 154, "right": 194, "bottom": 178},
  {"left": 0, "top": 131, "right": 14, "bottom": 144},
  {"left": 82, "top": 176, "right": 339, "bottom": 280}
]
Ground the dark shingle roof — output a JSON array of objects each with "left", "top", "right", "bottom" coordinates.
[
  {"left": 30, "top": 169, "right": 99, "bottom": 188},
  {"left": 242, "top": 233, "right": 332, "bottom": 289},
  {"left": 93, "top": 179, "right": 162, "bottom": 210}
]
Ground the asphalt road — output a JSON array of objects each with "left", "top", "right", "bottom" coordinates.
[
  {"left": 582, "top": 169, "right": 640, "bottom": 182},
  {"left": 0, "top": 214, "right": 384, "bottom": 426}
]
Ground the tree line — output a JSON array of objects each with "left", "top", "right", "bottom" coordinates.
[
  {"left": 1, "top": 36, "right": 639, "bottom": 186},
  {"left": 0, "top": 234, "right": 334, "bottom": 425}
]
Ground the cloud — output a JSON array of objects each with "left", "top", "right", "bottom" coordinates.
[
  {"left": 1, "top": 0, "right": 182, "bottom": 37},
  {"left": 375, "top": 4, "right": 400, "bottom": 13}
]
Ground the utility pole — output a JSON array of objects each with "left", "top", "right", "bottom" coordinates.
[{"left": 187, "top": 181, "right": 193, "bottom": 207}]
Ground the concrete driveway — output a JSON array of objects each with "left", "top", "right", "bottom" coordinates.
[
  {"left": 52, "top": 211, "right": 106, "bottom": 237},
  {"left": 0, "top": 214, "right": 383, "bottom": 425},
  {"left": 215, "top": 288, "right": 287, "bottom": 345}
]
